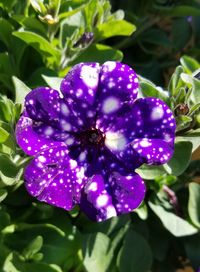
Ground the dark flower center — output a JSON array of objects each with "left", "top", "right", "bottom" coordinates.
[{"left": 78, "top": 128, "right": 105, "bottom": 147}]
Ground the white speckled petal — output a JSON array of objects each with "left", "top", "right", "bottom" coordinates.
[
  {"left": 15, "top": 115, "right": 65, "bottom": 156},
  {"left": 60, "top": 62, "right": 100, "bottom": 128},
  {"left": 104, "top": 97, "right": 176, "bottom": 166},
  {"left": 80, "top": 172, "right": 145, "bottom": 222},
  {"left": 96, "top": 61, "right": 139, "bottom": 130},
  {"left": 24, "top": 146, "right": 87, "bottom": 209}
]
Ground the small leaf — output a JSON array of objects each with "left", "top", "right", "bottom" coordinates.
[
  {"left": 188, "top": 103, "right": 200, "bottom": 116},
  {"left": 42, "top": 75, "right": 62, "bottom": 91},
  {"left": 176, "top": 115, "right": 193, "bottom": 132},
  {"left": 134, "top": 202, "right": 148, "bottom": 220},
  {"left": 30, "top": 0, "right": 47, "bottom": 13},
  {"left": 0, "top": 127, "right": 9, "bottom": 143},
  {"left": 168, "top": 66, "right": 184, "bottom": 97},
  {"left": 12, "top": 76, "right": 31, "bottom": 105},
  {"left": 22, "top": 236, "right": 43, "bottom": 260},
  {"left": 164, "top": 141, "right": 192, "bottom": 176},
  {"left": 180, "top": 55, "right": 200, "bottom": 74},
  {"left": 188, "top": 182, "right": 200, "bottom": 228},
  {"left": 139, "top": 77, "right": 169, "bottom": 103},
  {"left": 0, "top": 189, "right": 7, "bottom": 202},
  {"left": 136, "top": 164, "right": 166, "bottom": 180}
]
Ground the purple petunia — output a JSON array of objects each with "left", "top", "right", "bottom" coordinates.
[{"left": 16, "top": 61, "right": 176, "bottom": 222}]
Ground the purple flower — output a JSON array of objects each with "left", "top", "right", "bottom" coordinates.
[{"left": 15, "top": 62, "right": 176, "bottom": 222}]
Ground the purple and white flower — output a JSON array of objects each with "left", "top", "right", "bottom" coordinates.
[{"left": 16, "top": 61, "right": 176, "bottom": 221}]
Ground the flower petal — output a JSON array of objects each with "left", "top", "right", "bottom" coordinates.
[
  {"left": 25, "top": 87, "right": 85, "bottom": 132},
  {"left": 60, "top": 62, "right": 100, "bottom": 128},
  {"left": 16, "top": 115, "right": 65, "bottom": 156},
  {"left": 132, "top": 138, "right": 174, "bottom": 164},
  {"left": 80, "top": 172, "right": 145, "bottom": 222},
  {"left": 105, "top": 97, "right": 176, "bottom": 165},
  {"left": 24, "top": 146, "right": 87, "bottom": 210},
  {"left": 96, "top": 61, "right": 139, "bottom": 130},
  {"left": 25, "top": 87, "right": 60, "bottom": 123}
]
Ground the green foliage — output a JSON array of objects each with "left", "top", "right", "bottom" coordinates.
[
  {"left": 1, "top": 0, "right": 200, "bottom": 272},
  {"left": 117, "top": 229, "right": 153, "bottom": 272}
]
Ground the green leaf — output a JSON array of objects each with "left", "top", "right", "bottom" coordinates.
[
  {"left": 141, "top": 28, "right": 170, "bottom": 47},
  {"left": 4, "top": 222, "right": 80, "bottom": 266},
  {"left": 0, "top": 18, "right": 13, "bottom": 47},
  {"left": 175, "top": 115, "right": 193, "bottom": 132},
  {"left": 188, "top": 102, "right": 200, "bottom": 116},
  {"left": 82, "top": 232, "right": 114, "bottom": 272},
  {"left": 58, "top": 3, "right": 87, "bottom": 20},
  {"left": 22, "top": 236, "right": 43, "bottom": 260},
  {"left": 163, "top": 141, "right": 192, "bottom": 176},
  {"left": 95, "top": 20, "right": 136, "bottom": 41},
  {"left": 139, "top": 77, "right": 169, "bottom": 103},
  {"left": 180, "top": 55, "right": 200, "bottom": 74},
  {"left": 136, "top": 164, "right": 166, "bottom": 180},
  {"left": 0, "top": 0, "right": 16, "bottom": 11},
  {"left": 0, "top": 127, "right": 9, "bottom": 143},
  {"left": 181, "top": 73, "right": 200, "bottom": 104},
  {"left": 177, "top": 130, "right": 200, "bottom": 152},
  {"left": 117, "top": 229, "right": 153, "bottom": 272},
  {"left": 168, "top": 66, "right": 184, "bottom": 97},
  {"left": 30, "top": 0, "right": 47, "bottom": 14},
  {"left": 134, "top": 202, "right": 148, "bottom": 220},
  {"left": 149, "top": 199, "right": 198, "bottom": 237},
  {"left": 3, "top": 252, "right": 63, "bottom": 272},
  {"left": 72, "top": 43, "right": 123, "bottom": 64},
  {"left": 13, "top": 15, "right": 47, "bottom": 37},
  {"left": 188, "top": 182, "right": 200, "bottom": 228},
  {"left": 12, "top": 76, "right": 31, "bottom": 105},
  {"left": 0, "top": 189, "right": 7, "bottom": 202},
  {"left": 13, "top": 31, "right": 60, "bottom": 60},
  {"left": 42, "top": 75, "right": 62, "bottom": 91},
  {"left": 59, "top": 11, "right": 85, "bottom": 48},
  {"left": 0, "top": 154, "right": 22, "bottom": 186},
  {"left": 0, "top": 209, "right": 10, "bottom": 230}
]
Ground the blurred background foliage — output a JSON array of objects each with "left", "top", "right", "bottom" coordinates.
[{"left": 0, "top": 0, "right": 200, "bottom": 271}]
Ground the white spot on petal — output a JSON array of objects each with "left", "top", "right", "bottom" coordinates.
[
  {"left": 61, "top": 103, "right": 69, "bottom": 116},
  {"left": 105, "top": 131, "right": 127, "bottom": 151},
  {"left": 140, "top": 139, "right": 151, "bottom": 148},
  {"left": 96, "top": 194, "right": 108, "bottom": 208},
  {"left": 103, "top": 61, "right": 116, "bottom": 72},
  {"left": 102, "top": 97, "right": 120, "bottom": 114},
  {"left": 80, "top": 65, "right": 99, "bottom": 88},
  {"left": 45, "top": 126, "right": 54, "bottom": 136},
  {"left": 66, "top": 138, "right": 74, "bottom": 145},
  {"left": 151, "top": 106, "right": 164, "bottom": 120},
  {"left": 87, "top": 182, "right": 98, "bottom": 192},
  {"left": 69, "top": 159, "right": 77, "bottom": 169},
  {"left": 38, "top": 156, "right": 46, "bottom": 163}
]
